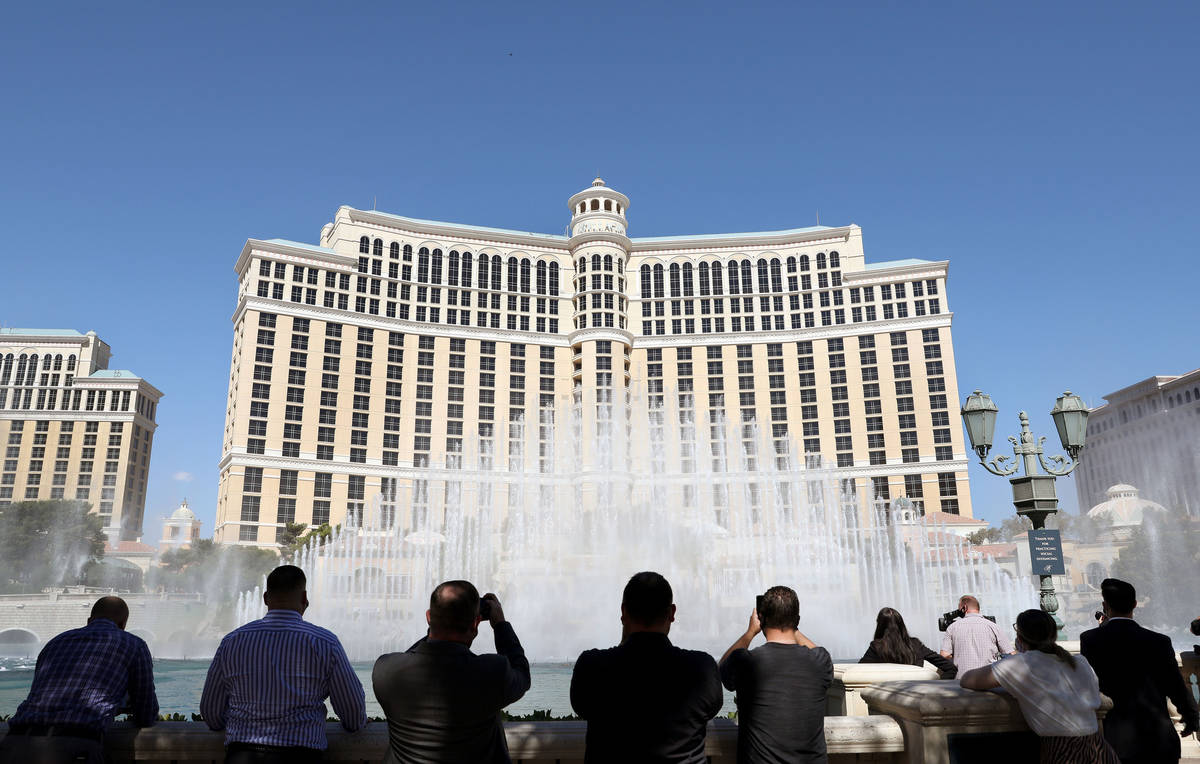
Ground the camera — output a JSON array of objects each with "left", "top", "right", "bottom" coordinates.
[
  {"left": 479, "top": 598, "right": 492, "bottom": 620},
  {"left": 1095, "top": 610, "right": 1105, "bottom": 623},
  {"left": 1190, "top": 617, "right": 1200, "bottom": 637},
  {"left": 938, "top": 609, "right": 997, "bottom": 631}
]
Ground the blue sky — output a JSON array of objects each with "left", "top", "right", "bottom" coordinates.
[{"left": 2, "top": 2, "right": 1197, "bottom": 542}]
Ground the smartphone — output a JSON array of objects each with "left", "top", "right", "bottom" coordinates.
[{"left": 756, "top": 594, "right": 764, "bottom": 615}]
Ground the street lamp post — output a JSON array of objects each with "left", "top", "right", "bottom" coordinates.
[{"left": 960, "top": 390, "right": 1090, "bottom": 636}]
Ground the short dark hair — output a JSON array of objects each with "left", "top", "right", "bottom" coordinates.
[
  {"left": 266, "top": 565, "right": 307, "bottom": 595},
  {"left": 429, "top": 580, "right": 480, "bottom": 633},
  {"left": 1101, "top": 578, "right": 1136, "bottom": 613},
  {"left": 622, "top": 571, "right": 673, "bottom": 625},
  {"left": 758, "top": 586, "right": 800, "bottom": 630},
  {"left": 90, "top": 596, "right": 129, "bottom": 625}
]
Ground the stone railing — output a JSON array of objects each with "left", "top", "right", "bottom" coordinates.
[
  {"left": 827, "top": 662, "right": 939, "bottom": 716},
  {"left": 862, "top": 679, "right": 1113, "bottom": 764},
  {"left": 0, "top": 719, "right": 906, "bottom": 763}
]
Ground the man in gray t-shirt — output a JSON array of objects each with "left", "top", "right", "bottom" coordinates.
[{"left": 939, "top": 595, "right": 1014, "bottom": 674}]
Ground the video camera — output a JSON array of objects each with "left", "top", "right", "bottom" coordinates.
[{"left": 938, "top": 609, "right": 997, "bottom": 631}]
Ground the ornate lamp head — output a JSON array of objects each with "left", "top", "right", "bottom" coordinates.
[
  {"left": 961, "top": 389, "right": 999, "bottom": 461},
  {"left": 1050, "top": 390, "right": 1089, "bottom": 461}
]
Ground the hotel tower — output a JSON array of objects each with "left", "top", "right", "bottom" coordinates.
[{"left": 216, "top": 180, "right": 973, "bottom": 547}]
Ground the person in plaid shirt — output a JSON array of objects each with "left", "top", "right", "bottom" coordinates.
[{"left": 0, "top": 595, "right": 158, "bottom": 763}]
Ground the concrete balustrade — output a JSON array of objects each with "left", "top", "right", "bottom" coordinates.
[
  {"left": 827, "top": 663, "right": 939, "bottom": 716},
  {"left": 862, "top": 679, "right": 1113, "bottom": 764},
  {"left": 0, "top": 719, "right": 906, "bottom": 763}
]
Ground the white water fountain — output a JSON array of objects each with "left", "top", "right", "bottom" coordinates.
[{"left": 237, "top": 389, "right": 1035, "bottom": 660}]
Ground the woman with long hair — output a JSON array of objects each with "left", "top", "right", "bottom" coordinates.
[
  {"left": 960, "top": 609, "right": 1119, "bottom": 763},
  {"left": 859, "top": 607, "right": 957, "bottom": 678}
]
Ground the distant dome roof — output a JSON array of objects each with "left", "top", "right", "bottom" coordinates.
[
  {"left": 1087, "top": 484, "right": 1165, "bottom": 526},
  {"left": 169, "top": 500, "right": 196, "bottom": 521}
]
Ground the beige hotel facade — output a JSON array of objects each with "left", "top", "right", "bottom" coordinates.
[
  {"left": 216, "top": 179, "right": 973, "bottom": 546},
  {"left": 0, "top": 329, "right": 162, "bottom": 542}
]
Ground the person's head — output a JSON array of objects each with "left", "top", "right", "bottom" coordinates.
[
  {"left": 1014, "top": 609, "right": 1074, "bottom": 668},
  {"left": 871, "top": 606, "right": 917, "bottom": 664},
  {"left": 1100, "top": 578, "right": 1136, "bottom": 618},
  {"left": 427, "top": 580, "right": 481, "bottom": 643},
  {"left": 263, "top": 565, "right": 308, "bottom": 614},
  {"left": 89, "top": 596, "right": 129, "bottom": 629},
  {"left": 959, "top": 595, "right": 980, "bottom": 613},
  {"left": 621, "top": 572, "right": 675, "bottom": 633},
  {"left": 757, "top": 586, "right": 800, "bottom": 632}
]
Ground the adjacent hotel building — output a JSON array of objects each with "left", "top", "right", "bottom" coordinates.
[
  {"left": 216, "top": 180, "right": 973, "bottom": 546},
  {"left": 0, "top": 329, "right": 162, "bottom": 541},
  {"left": 1074, "top": 368, "right": 1200, "bottom": 514}
]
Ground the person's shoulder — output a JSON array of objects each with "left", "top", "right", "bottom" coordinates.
[
  {"left": 676, "top": 643, "right": 717, "bottom": 664},
  {"left": 119, "top": 628, "right": 151, "bottom": 651},
  {"left": 575, "top": 645, "right": 617, "bottom": 665}
]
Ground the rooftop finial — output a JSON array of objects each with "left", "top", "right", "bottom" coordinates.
[{"left": 592, "top": 177, "right": 605, "bottom": 187}]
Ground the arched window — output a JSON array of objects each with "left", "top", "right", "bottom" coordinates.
[
  {"left": 757, "top": 260, "right": 770, "bottom": 292},
  {"left": 461, "top": 252, "right": 472, "bottom": 286},
  {"left": 536, "top": 261, "right": 548, "bottom": 295},
  {"left": 579, "top": 202, "right": 586, "bottom": 214},
  {"left": 417, "top": 248, "right": 430, "bottom": 283},
  {"left": 800, "top": 255, "right": 810, "bottom": 272},
  {"left": 578, "top": 257, "right": 586, "bottom": 273},
  {"left": 652, "top": 264, "right": 665, "bottom": 298},
  {"left": 520, "top": 259, "right": 531, "bottom": 293},
  {"left": 491, "top": 255, "right": 502, "bottom": 290},
  {"left": 26, "top": 356, "right": 38, "bottom": 384},
  {"left": 477, "top": 254, "right": 489, "bottom": 289},
  {"left": 373, "top": 238, "right": 383, "bottom": 257},
  {"left": 430, "top": 249, "right": 443, "bottom": 283},
  {"left": 67, "top": 355, "right": 76, "bottom": 372},
  {"left": 53, "top": 354, "right": 62, "bottom": 371},
  {"left": 616, "top": 258, "right": 623, "bottom": 271},
  {"left": 669, "top": 263, "right": 681, "bottom": 297},
  {"left": 770, "top": 259, "right": 782, "bottom": 292},
  {"left": 549, "top": 262, "right": 560, "bottom": 296},
  {"left": 604, "top": 254, "right": 613, "bottom": 271},
  {"left": 359, "top": 236, "right": 370, "bottom": 254},
  {"left": 682, "top": 263, "right": 694, "bottom": 296},
  {"left": 787, "top": 256, "right": 797, "bottom": 273},
  {"left": 42, "top": 355, "right": 53, "bottom": 371},
  {"left": 507, "top": 257, "right": 519, "bottom": 292},
  {"left": 640, "top": 265, "right": 652, "bottom": 299},
  {"left": 698, "top": 263, "right": 711, "bottom": 296},
  {"left": 604, "top": 200, "right": 612, "bottom": 211},
  {"left": 0, "top": 354, "right": 12, "bottom": 385},
  {"left": 830, "top": 251, "right": 840, "bottom": 268},
  {"left": 1085, "top": 562, "right": 1107, "bottom": 591},
  {"left": 15, "top": 356, "right": 27, "bottom": 384},
  {"left": 390, "top": 242, "right": 399, "bottom": 259},
  {"left": 740, "top": 261, "right": 753, "bottom": 294},
  {"left": 728, "top": 262, "right": 740, "bottom": 294},
  {"left": 591, "top": 199, "right": 599, "bottom": 211},
  {"left": 816, "top": 253, "right": 826, "bottom": 270},
  {"left": 592, "top": 254, "right": 601, "bottom": 272},
  {"left": 403, "top": 244, "right": 413, "bottom": 261},
  {"left": 712, "top": 262, "right": 724, "bottom": 294},
  {"left": 448, "top": 251, "right": 460, "bottom": 286}
]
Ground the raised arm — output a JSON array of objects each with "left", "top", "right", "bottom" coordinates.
[
  {"left": 327, "top": 640, "right": 367, "bottom": 732},
  {"left": 128, "top": 639, "right": 159, "bottom": 726},
  {"left": 719, "top": 609, "right": 760, "bottom": 668},
  {"left": 483, "top": 593, "right": 531, "bottom": 705},
  {"left": 918, "top": 641, "right": 958, "bottom": 679}
]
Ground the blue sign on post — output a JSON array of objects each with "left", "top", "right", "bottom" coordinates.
[{"left": 1027, "top": 529, "right": 1066, "bottom": 576}]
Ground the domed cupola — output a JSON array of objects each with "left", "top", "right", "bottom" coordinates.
[
  {"left": 1086, "top": 484, "right": 1166, "bottom": 527},
  {"left": 568, "top": 178, "right": 630, "bottom": 240}
]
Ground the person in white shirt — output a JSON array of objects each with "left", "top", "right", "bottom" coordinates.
[{"left": 959, "top": 609, "right": 1119, "bottom": 764}]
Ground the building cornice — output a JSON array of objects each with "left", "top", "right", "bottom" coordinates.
[
  {"left": 235, "top": 239, "right": 357, "bottom": 276},
  {"left": 568, "top": 231, "right": 633, "bottom": 252},
  {"left": 567, "top": 186, "right": 631, "bottom": 210},
  {"left": 629, "top": 226, "right": 857, "bottom": 255},
  {"left": 0, "top": 410, "right": 159, "bottom": 430},
  {"left": 844, "top": 262, "right": 949, "bottom": 284},
  {"left": 346, "top": 209, "right": 572, "bottom": 254}
]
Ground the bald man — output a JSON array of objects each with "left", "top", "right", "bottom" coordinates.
[{"left": 1, "top": 596, "right": 158, "bottom": 763}]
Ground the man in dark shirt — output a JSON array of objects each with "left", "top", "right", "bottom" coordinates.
[
  {"left": 373, "top": 580, "right": 530, "bottom": 763},
  {"left": 1080, "top": 578, "right": 1198, "bottom": 763},
  {"left": 0, "top": 596, "right": 158, "bottom": 764},
  {"left": 570, "top": 571, "right": 723, "bottom": 763},
  {"left": 719, "top": 586, "right": 833, "bottom": 764}
]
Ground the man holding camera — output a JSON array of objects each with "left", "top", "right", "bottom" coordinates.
[
  {"left": 939, "top": 595, "right": 1014, "bottom": 674},
  {"left": 373, "top": 580, "right": 530, "bottom": 763},
  {"left": 719, "top": 586, "right": 832, "bottom": 763}
]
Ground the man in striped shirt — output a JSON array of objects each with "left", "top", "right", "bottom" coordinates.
[
  {"left": 200, "top": 565, "right": 366, "bottom": 763},
  {"left": 0, "top": 596, "right": 158, "bottom": 764}
]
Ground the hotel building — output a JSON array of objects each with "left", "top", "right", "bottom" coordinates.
[
  {"left": 1074, "top": 368, "right": 1200, "bottom": 514},
  {"left": 0, "top": 329, "right": 162, "bottom": 541},
  {"left": 216, "top": 179, "right": 973, "bottom": 546}
]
